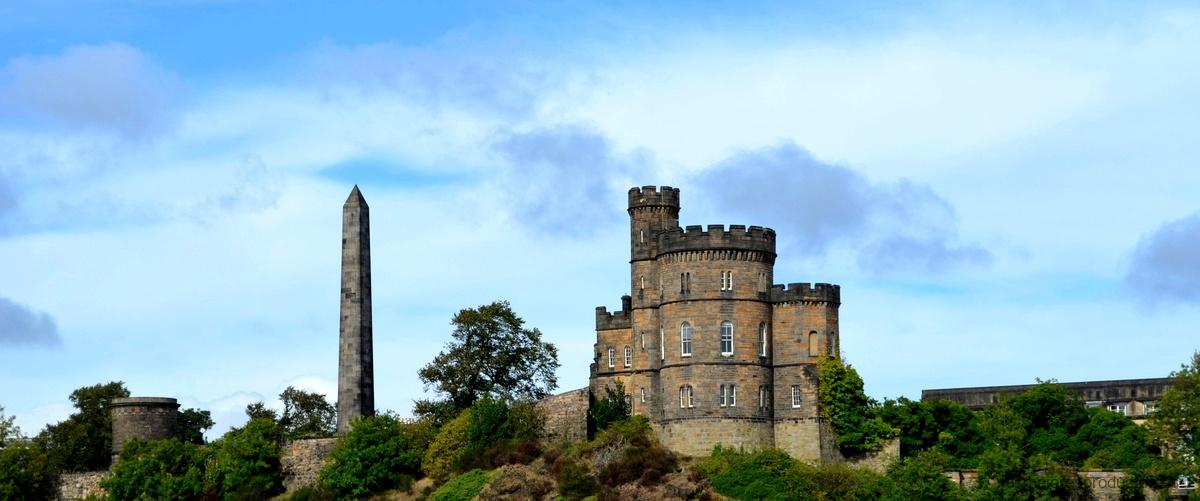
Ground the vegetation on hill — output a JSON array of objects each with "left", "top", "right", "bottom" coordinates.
[{"left": 817, "top": 356, "right": 898, "bottom": 456}]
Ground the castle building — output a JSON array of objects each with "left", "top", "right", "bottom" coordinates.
[{"left": 590, "top": 186, "right": 844, "bottom": 461}]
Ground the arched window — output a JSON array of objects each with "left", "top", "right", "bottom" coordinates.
[
  {"left": 808, "top": 331, "right": 819, "bottom": 357},
  {"left": 758, "top": 323, "right": 768, "bottom": 357},
  {"left": 623, "top": 346, "right": 632, "bottom": 367},
  {"left": 681, "top": 322, "right": 693, "bottom": 356},
  {"left": 679, "top": 385, "right": 695, "bottom": 408},
  {"left": 720, "top": 321, "right": 733, "bottom": 355},
  {"left": 608, "top": 348, "right": 615, "bottom": 368}
]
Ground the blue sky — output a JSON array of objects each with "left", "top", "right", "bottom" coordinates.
[{"left": 1, "top": 1, "right": 1199, "bottom": 438}]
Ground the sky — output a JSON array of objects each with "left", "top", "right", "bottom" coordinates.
[{"left": 1, "top": 1, "right": 1199, "bottom": 439}]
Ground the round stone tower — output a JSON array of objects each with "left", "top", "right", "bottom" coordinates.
[
  {"left": 770, "top": 283, "right": 841, "bottom": 462},
  {"left": 655, "top": 223, "right": 778, "bottom": 455},
  {"left": 111, "top": 397, "right": 179, "bottom": 456}
]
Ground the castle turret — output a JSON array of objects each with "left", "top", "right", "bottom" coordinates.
[
  {"left": 771, "top": 282, "right": 841, "bottom": 462},
  {"left": 337, "top": 185, "right": 374, "bottom": 433}
]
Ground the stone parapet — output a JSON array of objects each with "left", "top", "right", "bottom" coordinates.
[
  {"left": 536, "top": 388, "right": 589, "bottom": 443},
  {"left": 281, "top": 437, "right": 338, "bottom": 492},
  {"left": 55, "top": 471, "right": 108, "bottom": 501}
]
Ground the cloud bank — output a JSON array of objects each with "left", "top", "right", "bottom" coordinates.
[
  {"left": 1127, "top": 213, "right": 1200, "bottom": 305},
  {"left": 0, "top": 296, "right": 60, "bottom": 347},
  {"left": 694, "top": 142, "right": 990, "bottom": 274},
  {"left": 1, "top": 43, "right": 182, "bottom": 137}
]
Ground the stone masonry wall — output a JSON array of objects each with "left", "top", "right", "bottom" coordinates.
[
  {"left": 55, "top": 471, "right": 108, "bottom": 501},
  {"left": 942, "top": 470, "right": 1164, "bottom": 501},
  {"left": 536, "top": 388, "right": 589, "bottom": 443},
  {"left": 656, "top": 418, "right": 773, "bottom": 457},
  {"left": 281, "top": 437, "right": 338, "bottom": 492},
  {"left": 110, "top": 397, "right": 179, "bottom": 455}
]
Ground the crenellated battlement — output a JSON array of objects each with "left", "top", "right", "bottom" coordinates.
[
  {"left": 628, "top": 185, "right": 681, "bottom": 210},
  {"left": 596, "top": 295, "right": 633, "bottom": 330},
  {"left": 771, "top": 282, "right": 841, "bottom": 304},
  {"left": 656, "top": 224, "right": 776, "bottom": 256}
]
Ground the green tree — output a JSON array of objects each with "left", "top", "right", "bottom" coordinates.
[
  {"left": 320, "top": 414, "right": 436, "bottom": 499},
  {"left": 35, "top": 381, "right": 130, "bottom": 471},
  {"left": 417, "top": 301, "right": 559, "bottom": 415},
  {"left": 817, "top": 357, "right": 897, "bottom": 456},
  {"left": 102, "top": 438, "right": 208, "bottom": 501},
  {"left": 423, "top": 410, "right": 472, "bottom": 484},
  {"left": 279, "top": 386, "right": 336, "bottom": 439},
  {"left": 877, "top": 397, "right": 984, "bottom": 467},
  {"left": 206, "top": 418, "right": 284, "bottom": 500},
  {"left": 0, "top": 440, "right": 57, "bottom": 500},
  {"left": 0, "top": 406, "right": 19, "bottom": 447},
  {"left": 1148, "top": 351, "right": 1200, "bottom": 474},
  {"left": 245, "top": 402, "right": 278, "bottom": 422},
  {"left": 588, "top": 380, "right": 631, "bottom": 433},
  {"left": 174, "top": 408, "right": 214, "bottom": 445},
  {"left": 882, "top": 449, "right": 965, "bottom": 501}
]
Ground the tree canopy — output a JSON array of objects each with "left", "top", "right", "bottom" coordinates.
[
  {"left": 1148, "top": 350, "right": 1200, "bottom": 473},
  {"left": 417, "top": 301, "right": 559, "bottom": 415},
  {"left": 35, "top": 381, "right": 130, "bottom": 471}
]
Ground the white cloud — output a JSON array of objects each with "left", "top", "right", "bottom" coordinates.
[{"left": 0, "top": 43, "right": 183, "bottom": 138}]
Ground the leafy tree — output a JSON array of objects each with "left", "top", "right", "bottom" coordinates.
[
  {"left": 1148, "top": 351, "right": 1200, "bottom": 474},
  {"left": 0, "top": 440, "right": 57, "bottom": 500},
  {"left": 417, "top": 301, "right": 559, "bottom": 414},
  {"left": 279, "top": 386, "right": 336, "bottom": 439},
  {"left": 881, "top": 449, "right": 965, "bottom": 501},
  {"left": 816, "top": 357, "right": 897, "bottom": 456},
  {"left": 35, "top": 381, "right": 130, "bottom": 471},
  {"left": 245, "top": 402, "right": 278, "bottom": 422},
  {"left": 589, "top": 380, "right": 632, "bottom": 433},
  {"left": 102, "top": 438, "right": 208, "bottom": 501},
  {"left": 465, "top": 396, "right": 510, "bottom": 455},
  {"left": 174, "top": 408, "right": 214, "bottom": 445},
  {"left": 320, "top": 414, "right": 436, "bottom": 499},
  {"left": 0, "top": 405, "right": 19, "bottom": 447},
  {"left": 206, "top": 417, "right": 284, "bottom": 500},
  {"left": 877, "top": 397, "right": 984, "bottom": 467}
]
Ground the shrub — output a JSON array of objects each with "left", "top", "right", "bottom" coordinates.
[
  {"left": 466, "top": 396, "right": 510, "bottom": 453},
  {"left": 102, "top": 438, "right": 207, "bottom": 501},
  {"left": 0, "top": 440, "right": 57, "bottom": 500},
  {"left": 429, "top": 469, "right": 491, "bottom": 501},
  {"left": 696, "top": 447, "right": 810, "bottom": 501},
  {"left": 423, "top": 410, "right": 472, "bottom": 483},
  {"left": 507, "top": 399, "right": 543, "bottom": 441},
  {"left": 817, "top": 357, "right": 897, "bottom": 456},
  {"left": 206, "top": 417, "right": 284, "bottom": 500},
  {"left": 288, "top": 483, "right": 334, "bottom": 501},
  {"left": 556, "top": 461, "right": 599, "bottom": 501},
  {"left": 320, "top": 414, "right": 433, "bottom": 499},
  {"left": 588, "top": 381, "right": 631, "bottom": 433},
  {"left": 597, "top": 439, "right": 677, "bottom": 487},
  {"left": 882, "top": 449, "right": 964, "bottom": 501}
]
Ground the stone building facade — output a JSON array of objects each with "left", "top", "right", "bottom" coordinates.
[
  {"left": 590, "top": 186, "right": 843, "bottom": 461},
  {"left": 923, "top": 377, "right": 1172, "bottom": 424}
]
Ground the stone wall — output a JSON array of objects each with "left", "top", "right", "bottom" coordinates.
[
  {"left": 656, "top": 418, "right": 773, "bottom": 457},
  {"left": 280, "top": 437, "right": 338, "bottom": 493},
  {"left": 942, "top": 469, "right": 1165, "bottom": 501},
  {"left": 56, "top": 471, "right": 108, "bottom": 501},
  {"left": 536, "top": 388, "right": 589, "bottom": 443},
  {"left": 839, "top": 437, "right": 900, "bottom": 473}
]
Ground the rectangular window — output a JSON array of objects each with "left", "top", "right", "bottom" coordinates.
[
  {"left": 730, "top": 385, "right": 737, "bottom": 407},
  {"left": 681, "top": 324, "right": 693, "bottom": 357},
  {"left": 1144, "top": 401, "right": 1157, "bottom": 414},
  {"left": 758, "top": 386, "right": 768, "bottom": 410},
  {"left": 624, "top": 347, "right": 632, "bottom": 368},
  {"left": 720, "top": 271, "right": 733, "bottom": 291},
  {"left": 720, "top": 322, "right": 733, "bottom": 355},
  {"left": 759, "top": 325, "right": 768, "bottom": 357},
  {"left": 679, "top": 387, "right": 685, "bottom": 408},
  {"left": 687, "top": 386, "right": 694, "bottom": 408},
  {"left": 640, "top": 388, "right": 646, "bottom": 403},
  {"left": 719, "top": 385, "right": 727, "bottom": 407},
  {"left": 607, "top": 348, "right": 615, "bottom": 368},
  {"left": 659, "top": 329, "right": 665, "bottom": 360},
  {"left": 640, "top": 333, "right": 645, "bottom": 349},
  {"left": 640, "top": 276, "right": 645, "bottom": 290},
  {"left": 1108, "top": 403, "right": 1127, "bottom": 416},
  {"left": 791, "top": 385, "right": 802, "bottom": 408}
]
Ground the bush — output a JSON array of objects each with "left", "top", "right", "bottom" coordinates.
[
  {"left": 589, "top": 381, "right": 631, "bottom": 433},
  {"left": 288, "top": 483, "right": 334, "bottom": 501},
  {"left": 817, "top": 357, "right": 897, "bottom": 456},
  {"left": 0, "top": 440, "right": 58, "bottom": 500},
  {"left": 423, "top": 410, "right": 472, "bottom": 483},
  {"left": 597, "top": 439, "right": 677, "bottom": 487},
  {"left": 507, "top": 399, "right": 543, "bottom": 441},
  {"left": 696, "top": 447, "right": 810, "bottom": 501},
  {"left": 882, "top": 449, "right": 965, "bottom": 501},
  {"left": 320, "top": 414, "right": 434, "bottom": 499},
  {"left": 556, "top": 461, "right": 599, "bottom": 501},
  {"left": 466, "top": 396, "right": 510, "bottom": 453},
  {"left": 206, "top": 417, "right": 284, "bottom": 500},
  {"left": 102, "top": 438, "right": 207, "bottom": 501},
  {"left": 429, "top": 469, "right": 491, "bottom": 501}
]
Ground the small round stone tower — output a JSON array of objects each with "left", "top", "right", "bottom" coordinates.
[{"left": 111, "top": 397, "right": 179, "bottom": 455}]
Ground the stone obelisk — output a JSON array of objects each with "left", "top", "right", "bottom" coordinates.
[{"left": 337, "top": 185, "right": 374, "bottom": 433}]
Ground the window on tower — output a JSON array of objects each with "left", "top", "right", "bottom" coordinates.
[
  {"left": 791, "top": 385, "right": 803, "bottom": 408},
  {"left": 686, "top": 321, "right": 696, "bottom": 357},
  {"left": 759, "top": 323, "right": 768, "bottom": 357},
  {"left": 720, "top": 321, "right": 733, "bottom": 355},
  {"left": 808, "top": 331, "right": 819, "bottom": 357},
  {"left": 608, "top": 348, "right": 615, "bottom": 368},
  {"left": 624, "top": 346, "right": 632, "bottom": 367},
  {"left": 720, "top": 271, "right": 734, "bottom": 291}
]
